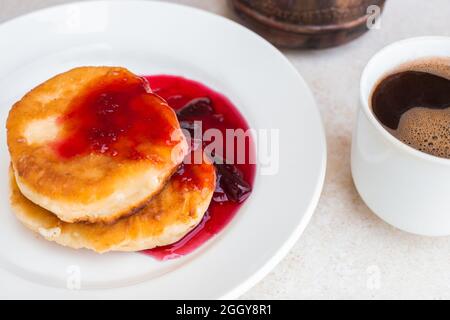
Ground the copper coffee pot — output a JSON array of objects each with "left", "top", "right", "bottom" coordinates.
[{"left": 230, "top": 0, "right": 386, "bottom": 49}]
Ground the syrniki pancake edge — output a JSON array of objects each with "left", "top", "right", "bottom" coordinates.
[
  {"left": 9, "top": 158, "right": 216, "bottom": 253},
  {"left": 7, "top": 66, "right": 189, "bottom": 224}
]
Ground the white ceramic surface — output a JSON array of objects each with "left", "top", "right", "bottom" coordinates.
[
  {"left": 0, "top": 1, "right": 326, "bottom": 299},
  {"left": 352, "top": 37, "right": 450, "bottom": 236}
]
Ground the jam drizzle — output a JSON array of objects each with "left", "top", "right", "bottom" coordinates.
[
  {"left": 142, "top": 75, "right": 256, "bottom": 260},
  {"left": 54, "top": 70, "right": 180, "bottom": 160}
]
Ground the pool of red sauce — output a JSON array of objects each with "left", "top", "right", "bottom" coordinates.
[{"left": 142, "top": 75, "right": 256, "bottom": 261}]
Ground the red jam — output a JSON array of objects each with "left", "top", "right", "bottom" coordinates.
[
  {"left": 54, "top": 70, "right": 180, "bottom": 160},
  {"left": 142, "top": 75, "right": 256, "bottom": 260}
]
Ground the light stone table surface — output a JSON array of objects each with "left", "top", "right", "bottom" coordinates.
[{"left": 1, "top": 0, "right": 450, "bottom": 300}]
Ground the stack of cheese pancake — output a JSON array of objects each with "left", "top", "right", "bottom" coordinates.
[{"left": 6, "top": 67, "right": 216, "bottom": 253}]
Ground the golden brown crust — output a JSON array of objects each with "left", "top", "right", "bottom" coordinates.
[
  {"left": 7, "top": 67, "right": 188, "bottom": 223},
  {"left": 9, "top": 160, "right": 216, "bottom": 253}
]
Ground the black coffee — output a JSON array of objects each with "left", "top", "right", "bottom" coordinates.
[{"left": 371, "top": 58, "right": 450, "bottom": 158}]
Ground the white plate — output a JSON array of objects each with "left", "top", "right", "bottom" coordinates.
[{"left": 0, "top": 1, "right": 326, "bottom": 299}]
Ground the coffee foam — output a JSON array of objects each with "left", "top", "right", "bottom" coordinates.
[
  {"left": 391, "top": 107, "right": 450, "bottom": 158},
  {"left": 384, "top": 57, "right": 450, "bottom": 158},
  {"left": 392, "top": 57, "right": 450, "bottom": 80}
]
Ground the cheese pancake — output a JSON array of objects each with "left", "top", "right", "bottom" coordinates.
[
  {"left": 7, "top": 67, "right": 188, "bottom": 223},
  {"left": 9, "top": 159, "right": 215, "bottom": 253}
]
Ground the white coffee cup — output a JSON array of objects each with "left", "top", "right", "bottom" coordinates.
[{"left": 352, "top": 36, "right": 450, "bottom": 236}]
